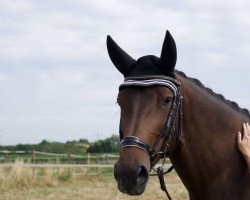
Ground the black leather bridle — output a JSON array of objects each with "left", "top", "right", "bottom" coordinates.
[
  {"left": 119, "top": 76, "right": 183, "bottom": 166},
  {"left": 118, "top": 76, "right": 183, "bottom": 200}
]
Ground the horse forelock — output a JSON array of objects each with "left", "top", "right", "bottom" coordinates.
[{"left": 176, "top": 70, "right": 250, "bottom": 117}]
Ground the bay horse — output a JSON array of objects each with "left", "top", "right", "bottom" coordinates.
[{"left": 106, "top": 30, "right": 250, "bottom": 200}]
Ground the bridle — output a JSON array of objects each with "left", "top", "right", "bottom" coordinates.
[
  {"left": 118, "top": 75, "right": 183, "bottom": 200},
  {"left": 119, "top": 75, "right": 183, "bottom": 166}
]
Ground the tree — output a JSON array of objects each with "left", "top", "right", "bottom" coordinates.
[
  {"left": 39, "top": 140, "right": 49, "bottom": 145},
  {"left": 87, "top": 135, "right": 119, "bottom": 153},
  {"left": 79, "top": 139, "right": 90, "bottom": 144}
]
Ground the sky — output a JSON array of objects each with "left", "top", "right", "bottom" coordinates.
[{"left": 1, "top": 0, "right": 250, "bottom": 145}]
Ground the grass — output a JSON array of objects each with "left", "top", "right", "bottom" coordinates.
[{"left": 0, "top": 162, "right": 189, "bottom": 200}]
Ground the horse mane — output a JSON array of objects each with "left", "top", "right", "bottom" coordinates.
[{"left": 176, "top": 70, "right": 250, "bottom": 117}]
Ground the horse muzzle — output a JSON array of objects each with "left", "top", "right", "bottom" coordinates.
[{"left": 114, "top": 162, "right": 149, "bottom": 195}]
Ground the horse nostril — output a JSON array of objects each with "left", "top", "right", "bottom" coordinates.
[
  {"left": 136, "top": 166, "right": 148, "bottom": 185},
  {"left": 114, "top": 162, "right": 149, "bottom": 188}
]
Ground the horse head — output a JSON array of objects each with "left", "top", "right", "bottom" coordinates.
[{"left": 107, "top": 31, "right": 182, "bottom": 195}]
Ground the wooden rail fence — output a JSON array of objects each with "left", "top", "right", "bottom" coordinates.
[{"left": 0, "top": 150, "right": 119, "bottom": 165}]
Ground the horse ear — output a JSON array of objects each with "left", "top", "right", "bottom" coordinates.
[
  {"left": 107, "top": 35, "right": 136, "bottom": 77},
  {"left": 160, "top": 30, "right": 177, "bottom": 74}
]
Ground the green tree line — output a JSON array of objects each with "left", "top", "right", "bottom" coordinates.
[{"left": 0, "top": 135, "right": 119, "bottom": 154}]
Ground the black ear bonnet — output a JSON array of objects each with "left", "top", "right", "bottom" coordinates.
[{"left": 107, "top": 30, "right": 177, "bottom": 78}]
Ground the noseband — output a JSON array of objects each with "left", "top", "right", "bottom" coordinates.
[{"left": 119, "top": 75, "right": 183, "bottom": 167}]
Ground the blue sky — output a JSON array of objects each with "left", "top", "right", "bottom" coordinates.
[{"left": 1, "top": 0, "right": 250, "bottom": 145}]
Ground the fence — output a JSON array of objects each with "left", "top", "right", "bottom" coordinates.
[
  {"left": 0, "top": 150, "right": 172, "bottom": 176},
  {"left": 0, "top": 150, "right": 119, "bottom": 176},
  {"left": 0, "top": 150, "right": 119, "bottom": 165}
]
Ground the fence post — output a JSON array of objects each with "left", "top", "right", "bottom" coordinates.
[
  {"left": 67, "top": 152, "right": 72, "bottom": 178},
  {"left": 4, "top": 152, "right": 7, "bottom": 163},
  {"left": 96, "top": 155, "right": 99, "bottom": 175},
  {"left": 68, "top": 152, "right": 71, "bottom": 164},
  {"left": 105, "top": 154, "right": 108, "bottom": 164},
  {"left": 32, "top": 150, "right": 36, "bottom": 179},
  {"left": 87, "top": 153, "right": 90, "bottom": 164},
  {"left": 32, "top": 149, "right": 36, "bottom": 164}
]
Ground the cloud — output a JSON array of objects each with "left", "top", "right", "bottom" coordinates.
[{"left": 0, "top": 0, "right": 250, "bottom": 145}]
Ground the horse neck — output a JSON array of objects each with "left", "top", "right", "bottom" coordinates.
[{"left": 171, "top": 74, "right": 249, "bottom": 199}]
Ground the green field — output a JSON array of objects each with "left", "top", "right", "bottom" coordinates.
[{"left": 0, "top": 165, "right": 188, "bottom": 200}]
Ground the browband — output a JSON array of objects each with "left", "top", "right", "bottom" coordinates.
[{"left": 119, "top": 75, "right": 180, "bottom": 97}]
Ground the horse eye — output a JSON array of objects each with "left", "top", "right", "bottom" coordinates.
[{"left": 163, "top": 97, "right": 173, "bottom": 106}]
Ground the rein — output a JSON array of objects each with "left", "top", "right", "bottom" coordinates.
[{"left": 118, "top": 75, "right": 183, "bottom": 200}]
